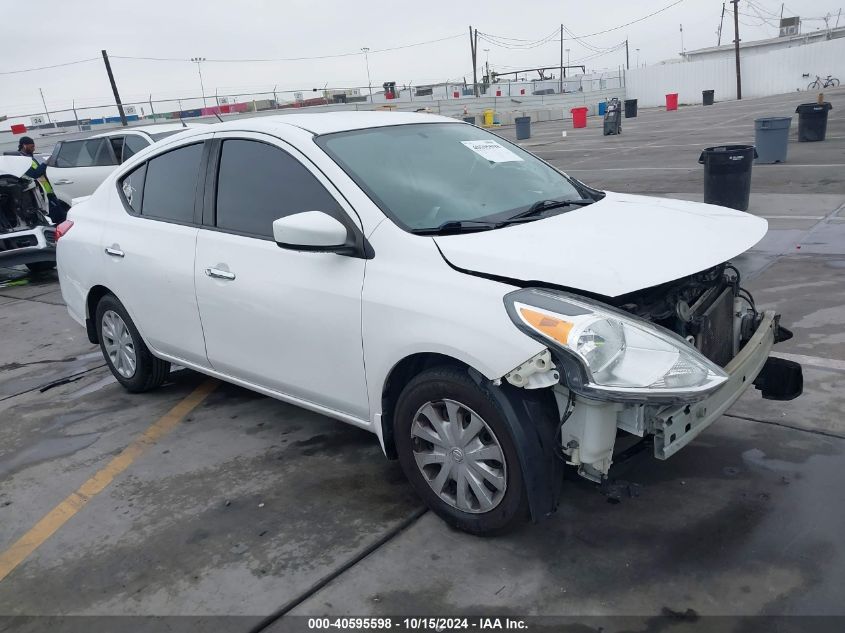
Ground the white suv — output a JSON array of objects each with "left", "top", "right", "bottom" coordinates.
[
  {"left": 57, "top": 112, "right": 802, "bottom": 534},
  {"left": 45, "top": 124, "right": 190, "bottom": 206}
]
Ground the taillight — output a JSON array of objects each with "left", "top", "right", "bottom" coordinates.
[{"left": 55, "top": 220, "right": 74, "bottom": 241}]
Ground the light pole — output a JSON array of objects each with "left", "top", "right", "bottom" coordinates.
[
  {"left": 190, "top": 57, "right": 207, "bottom": 108},
  {"left": 361, "top": 47, "right": 372, "bottom": 102},
  {"left": 636, "top": 48, "right": 640, "bottom": 67}
]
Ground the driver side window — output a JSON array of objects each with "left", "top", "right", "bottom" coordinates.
[{"left": 214, "top": 139, "right": 343, "bottom": 239}]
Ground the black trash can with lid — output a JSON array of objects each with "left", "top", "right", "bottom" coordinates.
[
  {"left": 624, "top": 99, "right": 638, "bottom": 118},
  {"left": 698, "top": 145, "right": 758, "bottom": 211},
  {"left": 795, "top": 102, "right": 832, "bottom": 142},
  {"left": 515, "top": 116, "right": 531, "bottom": 140},
  {"left": 702, "top": 89, "right": 715, "bottom": 106}
]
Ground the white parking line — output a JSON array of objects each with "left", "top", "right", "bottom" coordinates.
[{"left": 773, "top": 352, "right": 845, "bottom": 372}]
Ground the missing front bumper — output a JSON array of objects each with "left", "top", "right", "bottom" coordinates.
[{"left": 652, "top": 310, "right": 784, "bottom": 460}]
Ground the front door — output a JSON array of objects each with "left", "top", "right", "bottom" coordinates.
[{"left": 194, "top": 134, "right": 369, "bottom": 420}]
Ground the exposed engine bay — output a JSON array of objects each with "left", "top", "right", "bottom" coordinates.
[
  {"left": 0, "top": 174, "right": 50, "bottom": 234},
  {"left": 607, "top": 263, "right": 759, "bottom": 367}
]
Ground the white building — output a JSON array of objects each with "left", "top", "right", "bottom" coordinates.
[{"left": 682, "top": 24, "right": 845, "bottom": 62}]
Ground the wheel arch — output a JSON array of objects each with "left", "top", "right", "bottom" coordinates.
[
  {"left": 85, "top": 284, "right": 113, "bottom": 344},
  {"left": 379, "top": 352, "right": 474, "bottom": 460}
]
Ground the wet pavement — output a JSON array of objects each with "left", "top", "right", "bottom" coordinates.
[{"left": 1, "top": 88, "right": 844, "bottom": 630}]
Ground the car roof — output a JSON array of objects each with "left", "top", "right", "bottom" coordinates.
[
  {"left": 93, "top": 123, "right": 193, "bottom": 139},
  {"left": 208, "top": 111, "right": 458, "bottom": 136}
]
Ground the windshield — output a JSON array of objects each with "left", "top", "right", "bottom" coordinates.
[{"left": 316, "top": 123, "right": 589, "bottom": 232}]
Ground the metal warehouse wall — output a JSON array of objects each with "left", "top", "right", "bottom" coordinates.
[{"left": 626, "top": 37, "right": 845, "bottom": 107}]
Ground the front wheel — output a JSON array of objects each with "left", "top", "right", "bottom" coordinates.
[
  {"left": 95, "top": 294, "right": 170, "bottom": 393},
  {"left": 393, "top": 366, "right": 529, "bottom": 535},
  {"left": 828, "top": 78, "right": 840, "bottom": 87},
  {"left": 808, "top": 80, "right": 822, "bottom": 90}
]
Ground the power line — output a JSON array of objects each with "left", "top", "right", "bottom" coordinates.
[
  {"left": 565, "top": 0, "right": 686, "bottom": 38},
  {"left": 111, "top": 33, "right": 465, "bottom": 64},
  {"left": 0, "top": 58, "right": 99, "bottom": 76}
]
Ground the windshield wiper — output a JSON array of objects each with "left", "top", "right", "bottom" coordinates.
[
  {"left": 503, "top": 198, "right": 595, "bottom": 224},
  {"left": 410, "top": 220, "right": 502, "bottom": 235}
]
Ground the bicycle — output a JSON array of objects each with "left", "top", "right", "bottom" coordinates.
[{"left": 807, "top": 74, "right": 840, "bottom": 90}]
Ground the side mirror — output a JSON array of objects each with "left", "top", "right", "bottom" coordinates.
[{"left": 273, "top": 211, "right": 351, "bottom": 253}]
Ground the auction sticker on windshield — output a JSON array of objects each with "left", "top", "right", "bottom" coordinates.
[{"left": 461, "top": 140, "right": 523, "bottom": 163}]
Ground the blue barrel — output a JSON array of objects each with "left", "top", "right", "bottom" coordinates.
[
  {"left": 598, "top": 101, "right": 607, "bottom": 116},
  {"left": 754, "top": 117, "right": 791, "bottom": 164},
  {"left": 515, "top": 116, "right": 531, "bottom": 140}
]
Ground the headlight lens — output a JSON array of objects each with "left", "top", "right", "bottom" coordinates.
[{"left": 509, "top": 290, "right": 728, "bottom": 399}]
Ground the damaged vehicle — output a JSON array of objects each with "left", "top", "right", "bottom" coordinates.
[
  {"left": 57, "top": 113, "right": 803, "bottom": 534},
  {"left": 0, "top": 155, "right": 67, "bottom": 272}
]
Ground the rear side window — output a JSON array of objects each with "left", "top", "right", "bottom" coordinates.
[
  {"left": 54, "top": 138, "right": 118, "bottom": 168},
  {"left": 215, "top": 139, "right": 342, "bottom": 238},
  {"left": 140, "top": 143, "right": 203, "bottom": 223},
  {"left": 120, "top": 163, "right": 147, "bottom": 213}
]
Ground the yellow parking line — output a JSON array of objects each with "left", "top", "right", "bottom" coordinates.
[{"left": 0, "top": 378, "right": 218, "bottom": 583}]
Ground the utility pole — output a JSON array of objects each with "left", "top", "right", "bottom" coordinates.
[
  {"left": 625, "top": 39, "right": 629, "bottom": 70},
  {"left": 38, "top": 88, "right": 53, "bottom": 127},
  {"left": 101, "top": 49, "right": 128, "bottom": 127},
  {"left": 718, "top": 2, "right": 726, "bottom": 45},
  {"left": 191, "top": 57, "right": 208, "bottom": 108},
  {"left": 559, "top": 24, "right": 564, "bottom": 93},
  {"left": 680, "top": 24, "right": 685, "bottom": 54},
  {"left": 469, "top": 26, "right": 479, "bottom": 97},
  {"left": 361, "top": 47, "right": 372, "bottom": 102},
  {"left": 732, "top": 0, "right": 742, "bottom": 99}
]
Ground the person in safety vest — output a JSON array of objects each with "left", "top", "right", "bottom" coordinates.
[{"left": 17, "top": 136, "right": 68, "bottom": 224}]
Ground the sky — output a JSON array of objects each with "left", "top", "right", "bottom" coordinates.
[{"left": 1, "top": 0, "right": 842, "bottom": 118}]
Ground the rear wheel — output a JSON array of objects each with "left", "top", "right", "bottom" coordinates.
[
  {"left": 829, "top": 78, "right": 840, "bottom": 87},
  {"left": 95, "top": 294, "right": 170, "bottom": 393},
  {"left": 808, "top": 80, "right": 822, "bottom": 90},
  {"left": 25, "top": 262, "right": 55, "bottom": 273},
  {"left": 393, "top": 366, "right": 529, "bottom": 535}
]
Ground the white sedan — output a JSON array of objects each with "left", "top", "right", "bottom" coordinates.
[{"left": 56, "top": 112, "right": 801, "bottom": 534}]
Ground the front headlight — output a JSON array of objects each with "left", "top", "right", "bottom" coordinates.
[{"left": 505, "top": 288, "right": 728, "bottom": 402}]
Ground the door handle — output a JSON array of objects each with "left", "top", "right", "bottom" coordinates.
[
  {"left": 205, "top": 267, "right": 236, "bottom": 281},
  {"left": 53, "top": 179, "right": 74, "bottom": 185},
  {"left": 105, "top": 247, "right": 125, "bottom": 258}
]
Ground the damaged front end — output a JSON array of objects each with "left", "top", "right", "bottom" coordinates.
[
  {"left": 502, "top": 264, "right": 802, "bottom": 484},
  {"left": 0, "top": 161, "right": 56, "bottom": 267}
]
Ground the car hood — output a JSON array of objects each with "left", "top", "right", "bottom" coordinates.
[
  {"left": 433, "top": 191, "right": 768, "bottom": 298},
  {"left": 0, "top": 155, "right": 33, "bottom": 178}
]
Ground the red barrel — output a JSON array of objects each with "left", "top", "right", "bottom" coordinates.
[
  {"left": 666, "top": 93, "right": 679, "bottom": 111},
  {"left": 571, "top": 107, "right": 588, "bottom": 128}
]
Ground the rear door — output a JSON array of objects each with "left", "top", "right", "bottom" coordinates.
[
  {"left": 47, "top": 137, "right": 120, "bottom": 204},
  {"left": 102, "top": 138, "right": 211, "bottom": 367}
]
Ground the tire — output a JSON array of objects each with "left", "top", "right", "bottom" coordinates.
[
  {"left": 393, "top": 366, "right": 529, "bottom": 535},
  {"left": 25, "top": 262, "right": 56, "bottom": 273},
  {"left": 830, "top": 78, "right": 840, "bottom": 87},
  {"left": 808, "top": 81, "right": 821, "bottom": 91},
  {"left": 95, "top": 294, "right": 170, "bottom": 393}
]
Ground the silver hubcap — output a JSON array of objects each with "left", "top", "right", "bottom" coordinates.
[
  {"left": 411, "top": 399, "right": 507, "bottom": 514},
  {"left": 101, "top": 310, "right": 137, "bottom": 379}
]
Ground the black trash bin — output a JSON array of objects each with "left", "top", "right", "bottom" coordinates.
[
  {"left": 515, "top": 116, "right": 531, "bottom": 140},
  {"left": 698, "top": 145, "right": 758, "bottom": 211},
  {"left": 624, "top": 98, "right": 638, "bottom": 118},
  {"left": 462, "top": 115, "right": 476, "bottom": 125},
  {"left": 703, "top": 89, "right": 715, "bottom": 106},
  {"left": 795, "top": 102, "right": 832, "bottom": 142}
]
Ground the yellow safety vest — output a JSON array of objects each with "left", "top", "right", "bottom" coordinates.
[{"left": 30, "top": 158, "right": 53, "bottom": 195}]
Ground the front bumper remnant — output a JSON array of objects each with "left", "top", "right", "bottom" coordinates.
[{"left": 653, "top": 310, "right": 782, "bottom": 460}]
